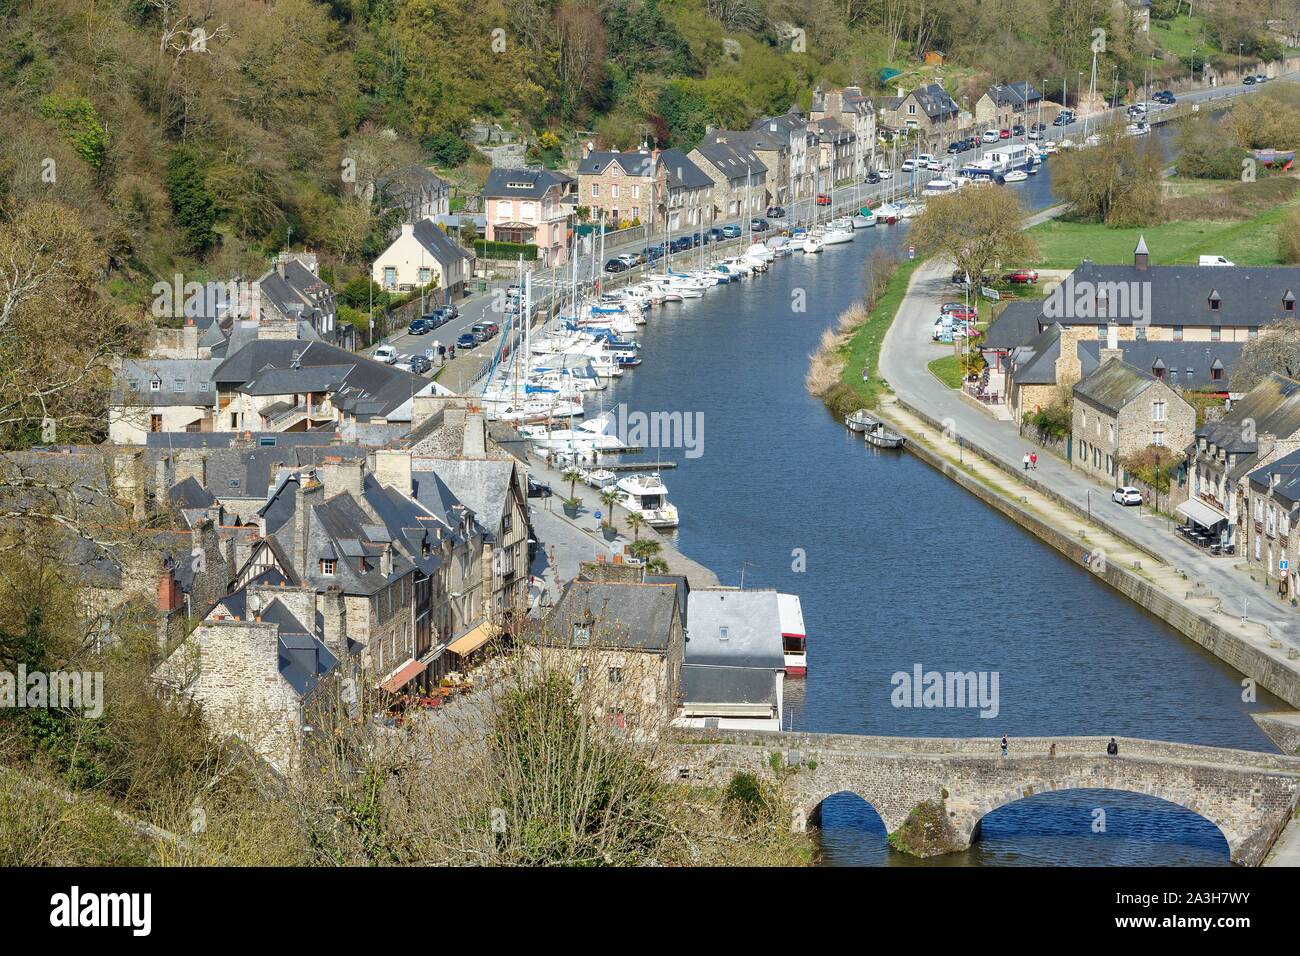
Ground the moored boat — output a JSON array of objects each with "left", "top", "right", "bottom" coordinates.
[
  {"left": 863, "top": 421, "right": 905, "bottom": 448},
  {"left": 844, "top": 408, "right": 876, "bottom": 432}
]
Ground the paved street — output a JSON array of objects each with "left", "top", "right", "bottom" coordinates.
[{"left": 878, "top": 259, "right": 1300, "bottom": 649}]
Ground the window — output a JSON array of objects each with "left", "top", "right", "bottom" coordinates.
[
  {"left": 1153, "top": 431, "right": 1165, "bottom": 446},
  {"left": 1208, "top": 294, "right": 1221, "bottom": 311},
  {"left": 1097, "top": 326, "right": 1106, "bottom": 341},
  {"left": 1173, "top": 326, "right": 1183, "bottom": 342},
  {"left": 1169, "top": 369, "right": 1178, "bottom": 385},
  {"left": 590, "top": 183, "right": 599, "bottom": 198},
  {"left": 383, "top": 266, "right": 396, "bottom": 290},
  {"left": 576, "top": 665, "right": 588, "bottom": 684},
  {"left": 611, "top": 184, "right": 620, "bottom": 199},
  {"left": 572, "top": 622, "right": 590, "bottom": 645},
  {"left": 150, "top": 379, "right": 161, "bottom": 392},
  {"left": 1152, "top": 400, "right": 1166, "bottom": 422},
  {"left": 610, "top": 165, "right": 621, "bottom": 177},
  {"left": 631, "top": 207, "right": 639, "bottom": 219},
  {"left": 150, "top": 414, "right": 163, "bottom": 432},
  {"left": 1135, "top": 325, "right": 1147, "bottom": 341},
  {"left": 1211, "top": 365, "right": 1224, "bottom": 381},
  {"left": 128, "top": 379, "right": 139, "bottom": 391},
  {"left": 199, "top": 381, "right": 210, "bottom": 392},
  {"left": 608, "top": 667, "right": 622, "bottom": 685},
  {"left": 607, "top": 707, "right": 626, "bottom": 731},
  {"left": 258, "top": 436, "right": 277, "bottom": 447},
  {"left": 418, "top": 268, "right": 431, "bottom": 284},
  {"left": 719, "top": 626, "right": 730, "bottom": 642},
  {"left": 632, "top": 186, "right": 640, "bottom": 199},
  {"left": 1107, "top": 423, "right": 1114, "bottom": 443},
  {"left": 1211, "top": 325, "right": 1222, "bottom": 341},
  {"left": 320, "top": 559, "right": 336, "bottom": 575},
  {"left": 173, "top": 379, "right": 185, "bottom": 392}
]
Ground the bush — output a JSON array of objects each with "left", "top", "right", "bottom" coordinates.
[
  {"left": 1282, "top": 206, "right": 1300, "bottom": 265},
  {"left": 1026, "top": 401, "right": 1071, "bottom": 440},
  {"left": 723, "top": 772, "right": 768, "bottom": 824},
  {"left": 423, "top": 131, "right": 471, "bottom": 168}
]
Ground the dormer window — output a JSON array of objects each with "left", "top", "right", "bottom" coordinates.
[
  {"left": 150, "top": 378, "right": 161, "bottom": 392},
  {"left": 1208, "top": 290, "right": 1221, "bottom": 311},
  {"left": 320, "top": 559, "right": 336, "bottom": 575}
]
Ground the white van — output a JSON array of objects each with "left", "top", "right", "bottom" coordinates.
[
  {"left": 1199, "top": 255, "right": 1235, "bottom": 267},
  {"left": 374, "top": 344, "right": 398, "bottom": 364}
]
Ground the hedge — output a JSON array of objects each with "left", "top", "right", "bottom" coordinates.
[{"left": 474, "top": 240, "right": 538, "bottom": 261}]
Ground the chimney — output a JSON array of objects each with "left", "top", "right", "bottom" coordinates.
[
  {"left": 1134, "top": 233, "right": 1149, "bottom": 271},
  {"left": 380, "top": 542, "right": 393, "bottom": 578},
  {"left": 401, "top": 222, "right": 415, "bottom": 239},
  {"left": 321, "top": 585, "right": 348, "bottom": 663},
  {"left": 157, "top": 564, "right": 182, "bottom": 613},
  {"left": 374, "top": 448, "right": 413, "bottom": 496},
  {"left": 174, "top": 448, "right": 206, "bottom": 487},
  {"left": 293, "top": 474, "right": 324, "bottom": 582},
  {"left": 1099, "top": 322, "right": 1124, "bottom": 364},
  {"left": 1054, "top": 326, "right": 1083, "bottom": 388},
  {"left": 317, "top": 458, "right": 366, "bottom": 501}
]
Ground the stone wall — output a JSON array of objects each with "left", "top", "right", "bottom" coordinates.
[{"left": 663, "top": 729, "right": 1300, "bottom": 865}]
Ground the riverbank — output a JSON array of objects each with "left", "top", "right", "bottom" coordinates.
[{"left": 874, "top": 257, "right": 1300, "bottom": 711}]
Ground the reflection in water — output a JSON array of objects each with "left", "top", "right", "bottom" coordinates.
[{"left": 815, "top": 790, "right": 1232, "bottom": 866}]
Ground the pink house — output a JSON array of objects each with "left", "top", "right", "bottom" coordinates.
[{"left": 483, "top": 168, "right": 575, "bottom": 266}]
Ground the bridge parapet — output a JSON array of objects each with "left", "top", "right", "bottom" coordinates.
[{"left": 662, "top": 729, "right": 1300, "bottom": 865}]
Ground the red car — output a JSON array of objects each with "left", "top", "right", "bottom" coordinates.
[
  {"left": 999, "top": 128, "right": 1011, "bottom": 139},
  {"left": 1002, "top": 269, "right": 1039, "bottom": 284},
  {"left": 816, "top": 193, "right": 831, "bottom": 206},
  {"left": 942, "top": 306, "right": 977, "bottom": 323}
]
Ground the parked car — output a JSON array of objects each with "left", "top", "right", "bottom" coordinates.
[
  {"left": 865, "top": 170, "right": 882, "bottom": 184},
  {"left": 1012, "top": 124, "right": 1025, "bottom": 137},
  {"left": 1254, "top": 74, "right": 1269, "bottom": 83},
  {"left": 527, "top": 476, "right": 552, "bottom": 498},
  {"left": 767, "top": 205, "right": 786, "bottom": 219},
  {"left": 505, "top": 285, "right": 522, "bottom": 298},
  {"left": 1112, "top": 486, "right": 1143, "bottom": 506},
  {"left": 1199, "top": 255, "right": 1235, "bottom": 266},
  {"left": 407, "top": 318, "right": 432, "bottom": 335},
  {"left": 721, "top": 224, "right": 742, "bottom": 238},
  {"left": 1052, "top": 112, "right": 1072, "bottom": 126},
  {"left": 947, "top": 140, "right": 965, "bottom": 154},
  {"left": 900, "top": 159, "right": 916, "bottom": 172},
  {"left": 668, "top": 236, "right": 691, "bottom": 253},
  {"left": 480, "top": 321, "right": 500, "bottom": 337},
  {"left": 1243, "top": 74, "right": 1258, "bottom": 85},
  {"left": 470, "top": 323, "right": 493, "bottom": 343},
  {"left": 642, "top": 245, "right": 663, "bottom": 261},
  {"left": 750, "top": 217, "right": 770, "bottom": 232},
  {"left": 456, "top": 332, "right": 477, "bottom": 349},
  {"left": 815, "top": 192, "right": 832, "bottom": 205},
  {"left": 1001, "top": 269, "right": 1039, "bottom": 284},
  {"left": 403, "top": 355, "right": 432, "bottom": 374},
  {"left": 691, "top": 232, "right": 703, "bottom": 246},
  {"left": 616, "top": 253, "right": 640, "bottom": 268},
  {"left": 982, "top": 129, "right": 1000, "bottom": 143},
  {"left": 707, "top": 227, "right": 725, "bottom": 241},
  {"left": 877, "top": 168, "right": 893, "bottom": 179},
  {"left": 603, "top": 258, "right": 629, "bottom": 274},
  {"left": 999, "top": 128, "right": 1011, "bottom": 139},
  {"left": 374, "top": 344, "right": 398, "bottom": 364},
  {"left": 1027, "top": 128, "right": 1042, "bottom": 140}
]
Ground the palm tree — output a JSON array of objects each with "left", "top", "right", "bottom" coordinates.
[
  {"left": 562, "top": 467, "right": 583, "bottom": 501},
  {"left": 624, "top": 512, "right": 645, "bottom": 541}
]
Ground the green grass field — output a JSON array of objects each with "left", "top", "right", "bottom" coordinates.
[
  {"left": 927, "top": 354, "right": 965, "bottom": 388},
  {"left": 838, "top": 257, "right": 924, "bottom": 408},
  {"left": 1150, "top": 14, "right": 1218, "bottom": 59},
  {"left": 1028, "top": 203, "right": 1296, "bottom": 268}
]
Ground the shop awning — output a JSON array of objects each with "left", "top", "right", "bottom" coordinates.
[
  {"left": 1177, "top": 498, "right": 1228, "bottom": 528},
  {"left": 447, "top": 622, "right": 496, "bottom": 657},
  {"left": 380, "top": 658, "right": 427, "bottom": 693}
]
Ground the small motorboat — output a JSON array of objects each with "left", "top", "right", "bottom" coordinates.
[
  {"left": 853, "top": 211, "right": 876, "bottom": 228},
  {"left": 802, "top": 235, "right": 824, "bottom": 254},
  {"left": 1003, "top": 169, "right": 1028, "bottom": 183},
  {"left": 875, "top": 202, "right": 901, "bottom": 224},
  {"left": 844, "top": 409, "right": 877, "bottom": 432},
  {"left": 863, "top": 421, "right": 905, "bottom": 449},
  {"left": 583, "top": 468, "right": 617, "bottom": 488}
]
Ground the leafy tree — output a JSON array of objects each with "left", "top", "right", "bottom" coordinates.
[
  {"left": 1231, "top": 319, "right": 1300, "bottom": 391},
  {"left": 911, "top": 185, "right": 1034, "bottom": 290},
  {"left": 423, "top": 131, "right": 472, "bottom": 168},
  {"left": 1176, "top": 116, "right": 1247, "bottom": 180},
  {"left": 165, "top": 147, "right": 218, "bottom": 254},
  {"left": 1051, "top": 124, "right": 1163, "bottom": 226},
  {"left": 36, "top": 94, "right": 107, "bottom": 171}
]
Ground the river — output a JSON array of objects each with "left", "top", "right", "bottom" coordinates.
[{"left": 591, "top": 122, "right": 1286, "bottom": 865}]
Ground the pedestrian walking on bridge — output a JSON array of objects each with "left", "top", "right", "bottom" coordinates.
[
  {"left": 1106, "top": 737, "right": 1119, "bottom": 756},
  {"left": 1000, "top": 734, "right": 1009, "bottom": 757}
]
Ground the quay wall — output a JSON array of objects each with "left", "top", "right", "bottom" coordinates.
[{"left": 883, "top": 399, "right": 1300, "bottom": 710}]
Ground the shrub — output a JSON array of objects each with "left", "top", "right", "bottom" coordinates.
[{"left": 723, "top": 772, "right": 768, "bottom": 824}]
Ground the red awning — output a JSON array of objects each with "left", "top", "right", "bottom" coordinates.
[{"left": 380, "top": 658, "right": 427, "bottom": 693}]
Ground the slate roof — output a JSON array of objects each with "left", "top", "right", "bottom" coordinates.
[
  {"left": 1246, "top": 446, "right": 1300, "bottom": 506},
  {"left": 532, "top": 580, "right": 679, "bottom": 652},
  {"left": 256, "top": 258, "right": 333, "bottom": 324},
  {"left": 812, "top": 117, "right": 855, "bottom": 143},
  {"left": 1044, "top": 261, "right": 1300, "bottom": 328},
  {"left": 169, "top": 475, "right": 216, "bottom": 510},
  {"left": 985, "top": 82, "right": 1042, "bottom": 109},
  {"left": 1078, "top": 341, "right": 1240, "bottom": 391},
  {"left": 910, "top": 83, "right": 960, "bottom": 120},
  {"left": 684, "top": 589, "right": 785, "bottom": 669},
  {"left": 117, "top": 358, "right": 221, "bottom": 407},
  {"left": 1008, "top": 323, "right": 1076, "bottom": 385},
  {"left": 984, "top": 301, "right": 1045, "bottom": 350},
  {"left": 1195, "top": 373, "right": 1300, "bottom": 457},
  {"left": 1073, "top": 358, "right": 1159, "bottom": 414},
  {"left": 484, "top": 167, "right": 569, "bottom": 199},
  {"left": 577, "top": 150, "right": 659, "bottom": 178},
  {"left": 213, "top": 339, "right": 428, "bottom": 421},
  {"left": 691, "top": 138, "right": 768, "bottom": 183},
  {"left": 657, "top": 148, "right": 713, "bottom": 190},
  {"left": 682, "top": 664, "right": 777, "bottom": 706},
  {"left": 411, "top": 219, "right": 474, "bottom": 269},
  {"left": 416, "top": 458, "right": 516, "bottom": 542}
]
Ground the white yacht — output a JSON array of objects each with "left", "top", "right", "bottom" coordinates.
[
  {"left": 802, "top": 234, "right": 824, "bottom": 254},
  {"left": 853, "top": 210, "right": 876, "bottom": 228},
  {"left": 615, "top": 473, "right": 679, "bottom": 528},
  {"left": 922, "top": 178, "right": 958, "bottom": 196},
  {"left": 822, "top": 225, "right": 854, "bottom": 245},
  {"left": 1002, "top": 169, "right": 1029, "bottom": 183}
]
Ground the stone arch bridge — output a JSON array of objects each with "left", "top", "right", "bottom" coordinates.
[{"left": 664, "top": 730, "right": 1300, "bottom": 865}]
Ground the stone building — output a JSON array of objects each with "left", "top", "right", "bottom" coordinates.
[
  {"left": 809, "top": 86, "right": 876, "bottom": 181},
  {"left": 576, "top": 149, "right": 666, "bottom": 228},
  {"left": 1242, "top": 447, "right": 1300, "bottom": 598},
  {"left": 974, "top": 82, "right": 1045, "bottom": 130},
  {"left": 688, "top": 138, "right": 769, "bottom": 221},
  {"left": 1071, "top": 335, "right": 1195, "bottom": 486},
  {"left": 752, "top": 110, "right": 814, "bottom": 199},
  {"left": 527, "top": 580, "right": 684, "bottom": 734},
  {"left": 878, "top": 83, "right": 962, "bottom": 145},
  {"left": 1184, "top": 373, "right": 1300, "bottom": 549}
]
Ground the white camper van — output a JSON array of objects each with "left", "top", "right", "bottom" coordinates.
[{"left": 1199, "top": 255, "right": 1234, "bottom": 267}]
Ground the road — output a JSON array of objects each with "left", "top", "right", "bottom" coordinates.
[
  {"left": 877, "top": 258, "right": 1300, "bottom": 649},
  {"left": 370, "top": 69, "right": 1294, "bottom": 390}
]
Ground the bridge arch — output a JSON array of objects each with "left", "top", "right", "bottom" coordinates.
[{"left": 967, "top": 786, "right": 1231, "bottom": 865}]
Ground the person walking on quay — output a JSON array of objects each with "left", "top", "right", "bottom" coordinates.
[
  {"left": 1048, "top": 742, "right": 1057, "bottom": 759},
  {"left": 1106, "top": 737, "right": 1119, "bottom": 757},
  {"left": 1001, "top": 734, "right": 1009, "bottom": 757},
  {"left": 1022, "top": 453, "right": 1030, "bottom": 471},
  {"left": 1030, "top": 452, "right": 1038, "bottom": 470}
]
